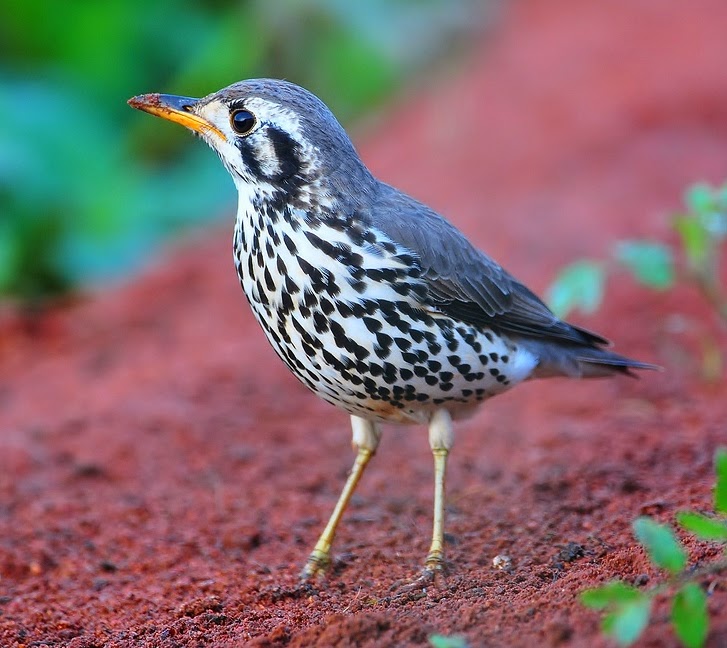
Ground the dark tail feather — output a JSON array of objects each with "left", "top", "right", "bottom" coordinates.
[
  {"left": 528, "top": 340, "right": 660, "bottom": 379},
  {"left": 577, "top": 352, "right": 660, "bottom": 378}
]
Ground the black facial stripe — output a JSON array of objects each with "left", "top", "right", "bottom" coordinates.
[
  {"left": 266, "top": 125, "right": 301, "bottom": 180},
  {"left": 236, "top": 138, "right": 263, "bottom": 178},
  {"left": 234, "top": 124, "right": 301, "bottom": 184}
]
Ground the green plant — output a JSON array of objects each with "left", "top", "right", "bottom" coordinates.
[
  {"left": 581, "top": 448, "right": 727, "bottom": 647},
  {"left": 0, "top": 0, "right": 486, "bottom": 302},
  {"left": 547, "top": 181, "right": 727, "bottom": 322},
  {"left": 428, "top": 634, "right": 469, "bottom": 648}
]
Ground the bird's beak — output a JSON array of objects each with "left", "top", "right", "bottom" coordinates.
[{"left": 127, "top": 93, "right": 226, "bottom": 141}]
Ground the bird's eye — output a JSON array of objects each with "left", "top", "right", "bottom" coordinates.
[{"left": 230, "top": 109, "right": 256, "bottom": 135}]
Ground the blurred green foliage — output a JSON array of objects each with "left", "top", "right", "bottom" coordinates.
[
  {"left": 0, "top": 0, "right": 485, "bottom": 301},
  {"left": 547, "top": 180, "right": 727, "bottom": 322}
]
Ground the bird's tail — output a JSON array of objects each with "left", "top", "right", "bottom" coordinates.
[{"left": 528, "top": 340, "right": 659, "bottom": 379}]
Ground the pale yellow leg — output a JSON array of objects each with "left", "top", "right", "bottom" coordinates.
[
  {"left": 425, "top": 448, "right": 449, "bottom": 569},
  {"left": 424, "top": 409, "right": 454, "bottom": 572},
  {"left": 300, "top": 416, "right": 380, "bottom": 580}
]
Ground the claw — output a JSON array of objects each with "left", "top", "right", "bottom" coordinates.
[
  {"left": 394, "top": 563, "right": 448, "bottom": 596},
  {"left": 300, "top": 550, "right": 330, "bottom": 581}
]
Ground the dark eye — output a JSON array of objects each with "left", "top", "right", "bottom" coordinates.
[{"left": 230, "top": 109, "right": 256, "bottom": 135}]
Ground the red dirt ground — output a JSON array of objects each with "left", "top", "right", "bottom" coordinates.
[{"left": 2, "top": 1, "right": 727, "bottom": 646}]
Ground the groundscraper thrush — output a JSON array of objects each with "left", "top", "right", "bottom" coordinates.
[{"left": 129, "top": 79, "right": 654, "bottom": 580}]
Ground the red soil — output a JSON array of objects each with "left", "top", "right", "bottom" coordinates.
[{"left": 2, "top": 0, "right": 726, "bottom": 645}]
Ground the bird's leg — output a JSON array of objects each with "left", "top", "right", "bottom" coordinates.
[
  {"left": 396, "top": 410, "right": 454, "bottom": 593},
  {"left": 424, "top": 409, "right": 454, "bottom": 573},
  {"left": 300, "top": 416, "right": 381, "bottom": 580}
]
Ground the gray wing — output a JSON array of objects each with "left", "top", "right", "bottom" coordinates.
[{"left": 364, "top": 183, "right": 608, "bottom": 347}]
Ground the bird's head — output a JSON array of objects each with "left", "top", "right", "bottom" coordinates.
[{"left": 129, "top": 79, "right": 372, "bottom": 207}]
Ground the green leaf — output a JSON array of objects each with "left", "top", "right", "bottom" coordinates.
[
  {"left": 676, "top": 511, "right": 727, "bottom": 541},
  {"left": 581, "top": 581, "right": 642, "bottom": 609},
  {"left": 700, "top": 210, "right": 727, "bottom": 240},
  {"left": 545, "top": 260, "right": 606, "bottom": 318},
  {"left": 633, "top": 517, "right": 687, "bottom": 574},
  {"left": 0, "top": 221, "right": 15, "bottom": 292},
  {"left": 716, "top": 448, "right": 727, "bottom": 515},
  {"left": 685, "top": 183, "right": 716, "bottom": 216},
  {"left": 614, "top": 240, "right": 675, "bottom": 290},
  {"left": 714, "top": 447, "right": 727, "bottom": 515},
  {"left": 428, "top": 634, "right": 468, "bottom": 648},
  {"left": 674, "top": 215, "right": 710, "bottom": 268},
  {"left": 684, "top": 182, "right": 727, "bottom": 240},
  {"left": 602, "top": 596, "right": 652, "bottom": 646},
  {"left": 672, "top": 583, "right": 709, "bottom": 648}
]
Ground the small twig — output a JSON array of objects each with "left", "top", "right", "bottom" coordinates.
[
  {"left": 694, "top": 271, "right": 727, "bottom": 325},
  {"left": 644, "top": 556, "right": 727, "bottom": 600},
  {"left": 673, "top": 556, "right": 727, "bottom": 587}
]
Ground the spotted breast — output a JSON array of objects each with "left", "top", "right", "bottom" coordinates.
[{"left": 233, "top": 189, "right": 538, "bottom": 424}]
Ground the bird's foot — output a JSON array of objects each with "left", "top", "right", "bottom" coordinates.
[
  {"left": 299, "top": 549, "right": 330, "bottom": 581},
  {"left": 392, "top": 556, "right": 448, "bottom": 595},
  {"left": 425, "top": 547, "right": 445, "bottom": 573}
]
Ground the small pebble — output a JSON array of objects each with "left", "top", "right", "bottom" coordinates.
[{"left": 492, "top": 554, "right": 512, "bottom": 570}]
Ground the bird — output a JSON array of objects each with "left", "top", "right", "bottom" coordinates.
[{"left": 128, "top": 79, "right": 655, "bottom": 581}]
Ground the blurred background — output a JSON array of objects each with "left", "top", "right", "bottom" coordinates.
[{"left": 0, "top": 0, "right": 492, "bottom": 302}]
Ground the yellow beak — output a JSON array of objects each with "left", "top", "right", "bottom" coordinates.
[{"left": 127, "top": 93, "right": 226, "bottom": 141}]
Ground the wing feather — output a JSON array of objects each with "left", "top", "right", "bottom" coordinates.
[{"left": 364, "top": 183, "right": 608, "bottom": 347}]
